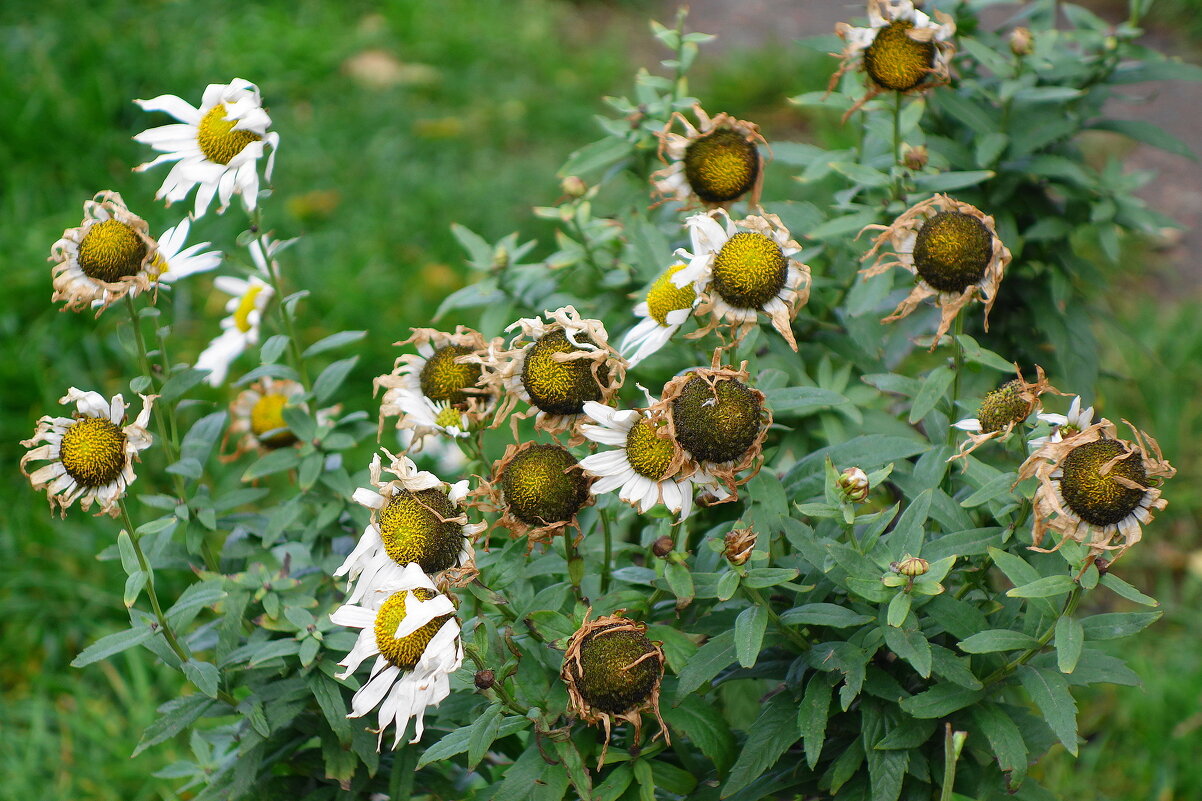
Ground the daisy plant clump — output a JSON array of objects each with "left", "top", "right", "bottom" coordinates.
[{"left": 26, "top": 5, "right": 1193, "bottom": 801}]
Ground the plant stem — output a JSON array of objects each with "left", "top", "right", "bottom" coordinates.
[
  {"left": 982, "top": 587, "right": 1081, "bottom": 687},
  {"left": 120, "top": 499, "right": 188, "bottom": 664},
  {"left": 944, "top": 314, "right": 966, "bottom": 452},
  {"left": 463, "top": 643, "right": 531, "bottom": 717},
  {"left": 249, "top": 210, "right": 311, "bottom": 388},
  {"left": 742, "top": 584, "right": 810, "bottom": 651},
  {"left": 599, "top": 507, "right": 614, "bottom": 595},
  {"left": 125, "top": 296, "right": 189, "bottom": 502},
  {"left": 564, "top": 531, "right": 584, "bottom": 601},
  {"left": 939, "top": 724, "right": 960, "bottom": 801}
]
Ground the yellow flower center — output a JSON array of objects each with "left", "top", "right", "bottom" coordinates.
[
  {"left": 233, "top": 284, "right": 265, "bottom": 333},
  {"left": 419, "top": 345, "right": 482, "bottom": 408},
  {"left": 977, "top": 380, "right": 1030, "bottom": 434},
  {"left": 1058, "top": 439, "right": 1148, "bottom": 527},
  {"left": 59, "top": 416, "right": 126, "bottom": 487},
  {"left": 671, "top": 375, "right": 762, "bottom": 464},
  {"left": 250, "top": 393, "right": 298, "bottom": 448},
  {"left": 711, "top": 232, "right": 787, "bottom": 310},
  {"left": 863, "top": 20, "right": 937, "bottom": 92},
  {"left": 77, "top": 219, "right": 148, "bottom": 283},
  {"left": 683, "top": 127, "right": 760, "bottom": 204},
  {"left": 433, "top": 403, "right": 467, "bottom": 430},
  {"left": 570, "top": 625, "right": 661, "bottom": 715},
  {"left": 373, "top": 588, "right": 453, "bottom": 670},
  {"left": 625, "top": 418, "right": 675, "bottom": 480},
  {"left": 378, "top": 488, "right": 465, "bottom": 574},
  {"left": 521, "top": 329, "right": 608, "bottom": 416},
  {"left": 197, "top": 104, "right": 262, "bottom": 166},
  {"left": 912, "top": 211, "right": 994, "bottom": 293},
  {"left": 500, "top": 444, "right": 589, "bottom": 527},
  {"left": 645, "top": 264, "right": 697, "bottom": 326}
]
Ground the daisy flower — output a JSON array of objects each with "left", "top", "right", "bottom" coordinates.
[
  {"left": 224, "top": 377, "right": 306, "bottom": 459},
  {"left": 21, "top": 388, "right": 155, "bottom": 517},
  {"left": 674, "top": 209, "right": 810, "bottom": 351},
  {"left": 651, "top": 105, "right": 766, "bottom": 208},
  {"left": 578, "top": 400, "right": 725, "bottom": 519},
  {"left": 195, "top": 275, "right": 273, "bottom": 386},
  {"left": 375, "top": 327, "right": 494, "bottom": 449},
  {"left": 336, "top": 450, "right": 482, "bottom": 600},
  {"left": 619, "top": 263, "right": 699, "bottom": 368},
  {"left": 830, "top": 0, "right": 956, "bottom": 119},
  {"left": 134, "top": 78, "right": 279, "bottom": 218},
  {"left": 949, "top": 365, "right": 1062, "bottom": 461},
  {"left": 484, "top": 441, "right": 593, "bottom": 546},
  {"left": 1029, "top": 395, "right": 1096, "bottom": 450},
  {"left": 1017, "top": 417, "right": 1175, "bottom": 571},
  {"left": 860, "top": 194, "right": 1010, "bottom": 350},
  {"left": 49, "top": 192, "right": 219, "bottom": 313},
  {"left": 330, "top": 562, "right": 462, "bottom": 749},
  {"left": 483, "top": 306, "right": 626, "bottom": 440}
]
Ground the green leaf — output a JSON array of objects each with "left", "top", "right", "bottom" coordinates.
[
  {"left": 971, "top": 703, "right": 1029, "bottom": 785},
  {"left": 650, "top": 761, "right": 697, "bottom": 796},
  {"left": 663, "top": 695, "right": 736, "bottom": 773},
  {"left": 956, "top": 334, "right": 1016, "bottom": 372},
  {"left": 116, "top": 529, "right": 139, "bottom": 576},
  {"left": 762, "top": 387, "right": 848, "bottom": 417},
  {"left": 716, "top": 570, "right": 740, "bottom": 601},
  {"left": 183, "top": 660, "right": 220, "bottom": 698},
  {"left": 1055, "top": 617, "right": 1084, "bottom": 674},
  {"left": 800, "top": 672, "right": 833, "bottom": 769},
  {"left": 307, "top": 670, "right": 352, "bottom": 743},
  {"left": 923, "top": 527, "right": 1004, "bottom": 561},
  {"left": 885, "top": 625, "right": 931, "bottom": 677},
  {"left": 929, "top": 645, "right": 982, "bottom": 690},
  {"left": 417, "top": 715, "right": 530, "bottom": 769},
  {"left": 913, "top": 170, "right": 994, "bottom": 192},
  {"left": 181, "top": 411, "right": 228, "bottom": 465},
  {"left": 909, "top": 367, "right": 954, "bottom": 423},
  {"left": 882, "top": 488, "right": 932, "bottom": 559},
  {"left": 1006, "top": 575, "right": 1077, "bottom": 599},
  {"left": 71, "top": 624, "right": 154, "bottom": 667},
  {"left": 780, "top": 603, "right": 873, "bottom": 628},
  {"left": 1079, "top": 611, "right": 1162, "bottom": 640},
  {"left": 1099, "top": 574, "right": 1158, "bottom": 607},
  {"left": 886, "top": 592, "right": 911, "bottom": 628},
  {"left": 900, "top": 683, "right": 984, "bottom": 718},
  {"left": 159, "top": 368, "right": 210, "bottom": 403},
  {"left": 494, "top": 747, "right": 548, "bottom": 801},
  {"left": 260, "top": 334, "right": 289, "bottom": 364},
  {"left": 742, "top": 567, "right": 800, "bottom": 588},
  {"left": 166, "top": 581, "right": 227, "bottom": 629},
  {"left": 133, "top": 694, "right": 215, "bottom": 757},
  {"left": 958, "top": 629, "right": 1041, "bottom": 654},
  {"left": 123, "top": 571, "right": 147, "bottom": 608},
  {"left": 1068, "top": 650, "right": 1141, "bottom": 687},
  {"left": 735, "top": 605, "right": 768, "bottom": 668},
  {"left": 960, "top": 472, "right": 1018, "bottom": 508},
  {"left": 1017, "top": 665, "right": 1078, "bottom": 755},
  {"left": 559, "top": 135, "right": 633, "bottom": 177},
  {"left": 676, "top": 630, "right": 736, "bottom": 699},
  {"left": 468, "top": 704, "right": 503, "bottom": 770},
  {"left": 312, "top": 356, "right": 358, "bottom": 404},
  {"left": 242, "top": 447, "right": 301, "bottom": 481},
  {"left": 829, "top": 161, "right": 890, "bottom": 187},
  {"left": 303, "top": 330, "right": 367, "bottom": 358},
  {"left": 722, "top": 693, "right": 802, "bottom": 797},
  {"left": 665, "top": 561, "right": 695, "bottom": 605},
  {"left": 875, "top": 717, "right": 937, "bottom": 750},
  {"left": 1090, "top": 119, "right": 1195, "bottom": 160}
]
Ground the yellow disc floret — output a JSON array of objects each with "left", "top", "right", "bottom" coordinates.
[
  {"left": 197, "top": 104, "right": 262, "bottom": 166},
  {"left": 378, "top": 488, "right": 465, "bottom": 574},
  {"left": 501, "top": 444, "right": 589, "bottom": 526},
  {"left": 521, "top": 330, "right": 608, "bottom": 416},
  {"left": 683, "top": 128, "right": 760, "bottom": 204},
  {"left": 433, "top": 403, "right": 467, "bottom": 430},
  {"left": 646, "top": 264, "right": 697, "bottom": 326},
  {"left": 671, "top": 376, "right": 763, "bottom": 464},
  {"left": 711, "top": 232, "right": 787, "bottom": 310},
  {"left": 912, "top": 211, "right": 994, "bottom": 293},
  {"left": 250, "top": 393, "right": 298, "bottom": 448},
  {"left": 569, "top": 625, "right": 661, "bottom": 715},
  {"left": 232, "top": 285, "right": 265, "bottom": 333},
  {"left": 1058, "top": 440, "right": 1148, "bottom": 527},
  {"left": 420, "top": 345, "right": 482, "bottom": 408},
  {"left": 977, "top": 380, "right": 1030, "bottom": 434},
  {"left": 373, "top": 588, "right": 453, "bottom": 670},
  {"left": 77, "top": 219, "right": 148, "bottom": 283},
  {"left": 863, "top": 20, "right": 936, "bottom": 92},
  {"left": 625, "top": 418, "right": 675, "bottom": 480},
  {"left": 59, "top": 417, "right": 127, "bottom": 487}
]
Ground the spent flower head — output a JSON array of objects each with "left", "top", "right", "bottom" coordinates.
[{"left": 651, "top": 104, "right": 766, "bottom": 208}]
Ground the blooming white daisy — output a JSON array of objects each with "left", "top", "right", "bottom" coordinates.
[
  {"left": 336, "top": 450, "right": 482, "bottom": 600},
  {"left": 673, "top": 209, "right": 810, "bottom": 351},
  {"left": 134, "top": 78, "right": 279, "bottom": 218},
  {"left": 195, "top": 275, "right": 273, "bottom": 386},
  {"left": 651, "top": 105, "right": 765, "bottom": 208},
  {"left": 1028, "top": 395, "right": 1096, "bottom": 450},
  {"left": 224, "top": 377, "right": 305, "bottom": 458},
  {"left": 331, "top": 561, "right": 462, "bottom": 749},
  {"left": 375, "top": 327, "right": 493, "bottom": 448},
  {"left": 21, "top": 388, "right": 155, "bottom": 517},
  {"left": 154, "top": 217, "right": 223, "bottom": 284},
  {"left": 619, "top": 263, "right": 699, "bottom": 368}
]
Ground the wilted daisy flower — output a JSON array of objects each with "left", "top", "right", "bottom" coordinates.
[
  {"left": 1029, "top": 395, "right": 1095, "bottom": 450},
  {"left": 49, "top": 192, "right": 219, "bottom": 313},
  {"left": 195, "top": 275, "right": 274, "bottom": 386},
  {"left": 21, "top": 388, "right": 155, "bottom": 517},
  {"left": 650, "top": 354, "right": 771, "bottom": 497},
  {"left": 830, "top": 0, "right": 956, "bottom": 118},
  {"left": 620, "top": 263, "right": 699, "bottom": 368},
  {"left": 337, "top": 449, "right": 482, "bottom": 599},
  {"left": 134, "top": 78, "right": 279, "bottom": 217},
  {"left": 375, "top": 327, "right": 494, "bottom": 448},
  {"left": 486, "top": 441, "right": 593, "bottom": 545},
  {"left": 484, "top": 306, "right": 625, "bottom": 439},
  {"left": 860, "top": 194, "right": 1010, "bottom": 349},
  {"left": 1017, "top": 417, "right": 1175, "bottom": 569},
  {"left": 950, "top": 365, "right": 1062, "bottom": 460},
  {"left": 651, "top": 105, "right": 766, "bottom": 208},
  {"left": 331, "top": 561, "right": 462, "bottom": 749},
  {"left": 579, "top": 400, "right": 725, "bottom": 520},
  {"left": 561, "top": 611, "right": 667, "bottom": 768},
  {"left": 674, "top": 209, "right": 810, "bottom": 351},
  {"left": 224, "top": 377, "right": 306, "bottom": 458}
]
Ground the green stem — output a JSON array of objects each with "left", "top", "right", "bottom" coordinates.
[
  {"left": 892, "top": 91, "right": 903, "bottom": 168},
  {"left": 939, "top": 725, "right": 961, "bottom": 801},
  {"left": 249, "top": 210, "right": 311, "bottom": 388},
  {"left": 944, "top": 314, "right": 966, "bottom": 451},
  {"left": 599, "top": 507, "right": 614, "bottom": 595},
  {"left": 982, "top": 587, "right": 1081, "bottom": 687},
  {"left": 742, "top": 585, "right": 810, "bottom": 651},
  {"left": 120, "top": 500, "right": 188, "bottom": 664},
  {"left": 463, "top": 644, "right": 531, "bottom": 717},
  {"left": 125, "top": 296, "right": 188, "bottom": 501},
  {"left": 564, "top": 532, "right": 584, "bottom": 601}
]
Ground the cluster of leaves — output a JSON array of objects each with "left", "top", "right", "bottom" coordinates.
[{"left": 49, "top": 1, "right": 1194, "bottom": 800}]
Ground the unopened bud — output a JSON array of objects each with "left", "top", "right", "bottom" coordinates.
[
  {"left": 561, "top": 175, "right": 587, "bottom": 198},
  {"left": 474, "top": 669, "right": 496, "bottom": 690},
  {"left": 838, "top": 467, "right": 870, "bottom": 503},
  {"left": 652, "top": 536, "right": 675, "bottom": 558},
  {"left": 1009, "top": 27, "right": 1033, "bottom": 56},
  {"left": 723, "top": 527, "right": 757, "bottom": 566},
  {"left": 892, "top": 555, "right": 929, "bottom": 577},
  {"left": 492, "top": 246, "right": 509, "bottom": 271},
  {"left": 903, "top": 144, "right": 928, "bottom": 171}
]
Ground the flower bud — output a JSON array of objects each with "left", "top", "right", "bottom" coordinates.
[
  {"left": 492, "top": 246, "right": 509, "bottom": 271},
  {"left": 892, "top": 555, "right": 929, "bottom": 577},
  {"left": 723, "top": 527, "right": 757, "bottom": 566},
  {"left": 652, "top": 536, "right": 675, "bottom": 558},
  {"left": 903, "top": 144, "right": 928, "bottom": 171},
  {"left": 561, "top": 175, "right": 588, "bottom": 198},
  {"left": 837, "top": 467, "right": 870, "bottom": 503},
  {"left": 1009, "top": 27, "right": 1033, "bottom": 56},
  {"left": 474, "top": 669, "right": 496, "bottom": 690}
]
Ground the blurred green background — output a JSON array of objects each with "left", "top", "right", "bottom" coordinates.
[{"left": 2, "top": 0, "right": 1201, "bottom": 799}]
